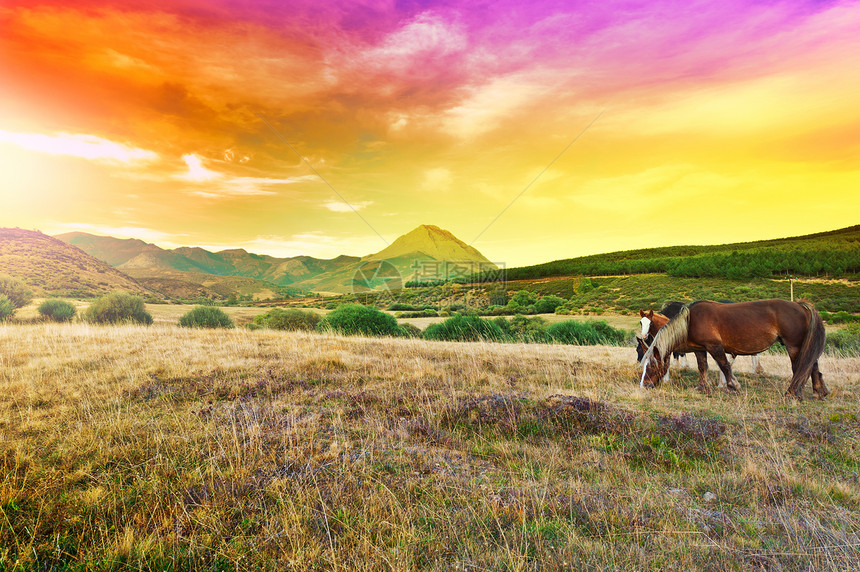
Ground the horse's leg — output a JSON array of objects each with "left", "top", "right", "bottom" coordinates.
[
  {"left": 810, "top": 361, "right": 830, "bottom": 400},
  {"left": 707, "top": 345, "right": 741, "bottom": 392},
  {"left": 714, "top": 354, "right": 733, "bottom": 388},
  {"left": 694, "top": 351, "right": 710, "bottom": 393}
]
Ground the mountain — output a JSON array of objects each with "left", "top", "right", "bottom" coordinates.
[
  {"left": 0, "top": 228, "right": 152, "bottom": 297},
  {"left": 56, "top": 225, "right": 497, "bottom": 295},
  {"left": 57, "top": 232, "right": 360, "bottom": 295},
  {"left": 364, "top": 225, "right": 494, "bottom": 265}
]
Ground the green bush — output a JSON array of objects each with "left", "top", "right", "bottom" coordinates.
[
  {"left": 253, "top": 308, "right": 320, "bottom": 331},
  {"left": 826, "top": 323, "right": 860, "bottom": 356},
  {"left": 38, "top": 299, "right": 77, "bottom": 322},
  {"left": 0, "top": 295, "right": 13, "bottom": 321},
  {"left": 821, "top": 310, "right": 860, "bottom": 324},
  {"left": 398, "top": 322, "right": 423, "bottom": 338},
  {"left": 179, "top": 306, "right": 234, "bottom": 329},
  {"left": 534, "top": 294, "right": 566, "bottom": 314},
  {"left": 318, "top": 304, "right": 401, "bottom": 337},
  {"left": 83, "top": 292, "right": 153, "bottom": 325},
  {"left": 423, "top": 315, "right": 506, "bottom": 342},
  {"left": 0, "top": 274, "right": 33, "bottom": 309},
  {"left": 546, "top": 319, "right": 628, "bottom": 346},
  {"left": 503, "top": 314, "right": 551, "bottom": 343}
]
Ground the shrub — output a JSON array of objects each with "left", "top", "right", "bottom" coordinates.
[
  {"left": 318, "top": 304, "right": 401, "bottom": 337},
  {"left": 0, "top": 274, "right": 33, "bottom": 309},
  {"left": 546, "top": 319, "right": 628, "bottom": 346},
  {"left": 253, "top": 308, "right": 320, "bottom": 331},
  {"left": 826, "top": 323, "right": 860, "bottom": 356},
  {"left": 38, "top": 299, "right": 77, "bottom": 322},
  {"left": 83, "top": 292, "right": 153, "bottom": 325},
  {"left": 506, "top": 314, "right": 551, "bottom": 343},
  {"left": 423, "top": 315, "right": 506, "bottom": 342},
  {"left": 179, "top": 306, "right": 234, "bottom": 329},
  {"left": 534, "top": 294, "right": 566, "bottom": 314},
  {"left": 398, "top": 322, "right": 423, "bottom": 338},
  {"left": 509, "top": 290, "right": 537, "bottom": 307},
  {"left": 0, "top": 295, "right": 13, "bottom": 321},
  {"left": 820, "top": 310, "right": 860, "bottom": 325}
]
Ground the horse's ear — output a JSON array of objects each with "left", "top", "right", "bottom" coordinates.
[
  {"left": 646, "top": 310, "right": 653, "bottom": 319},
  {"left": 639, "top": 309, "right": 646, "bottom": 317}
]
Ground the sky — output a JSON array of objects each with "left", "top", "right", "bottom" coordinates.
[{"left": 1, "top": 0, "right": 859, "bottom": 267}]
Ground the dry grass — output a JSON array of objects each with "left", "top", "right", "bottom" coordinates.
[{"left": 1, "top": 323, "right": 859, "bottom": 571}]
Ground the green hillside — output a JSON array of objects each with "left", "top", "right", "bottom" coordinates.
[{"left": 476, "top": 225, "right": 860, "bottom": 282}]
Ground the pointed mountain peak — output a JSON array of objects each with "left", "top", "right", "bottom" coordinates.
[{"left": 363, "top": 224, "right": 496, "bottom": 269}]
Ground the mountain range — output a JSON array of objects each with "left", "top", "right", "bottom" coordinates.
[
  {"left": 52, "top": 225, "right": 497, "bottom": 297},
  {"left": 0, "top": 228, "right": 151, "bottom": 298}
]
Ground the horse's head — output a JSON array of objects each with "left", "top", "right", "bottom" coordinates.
[
  {"left": 638, "top": 309, "right": 654, "bottom": 338},
  {"left": 639, "top": 347, "right": 670, "bottom": 388},
  {"left": 635, "top": 335, "right": 649, "bottom": 362}
]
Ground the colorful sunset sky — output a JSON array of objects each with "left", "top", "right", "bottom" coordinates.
[{"left": 1, "top": 0, "right": 858, "bottom": 266}]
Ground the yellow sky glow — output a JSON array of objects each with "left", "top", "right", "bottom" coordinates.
[{"left": 0, "top": 1, "right": 858, "bottom": 265}]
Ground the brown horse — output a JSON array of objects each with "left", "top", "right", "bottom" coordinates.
[{"left": 639, "top": 300, "right": 828, "bottom": 399}]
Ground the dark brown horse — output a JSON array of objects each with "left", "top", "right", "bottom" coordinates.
[{"left": 639, "top": 300, "right": 828, "bottom": 399}]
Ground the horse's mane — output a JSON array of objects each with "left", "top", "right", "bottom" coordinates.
[{"left": 640, "top": 304, "right": 691, "bottom": 367}]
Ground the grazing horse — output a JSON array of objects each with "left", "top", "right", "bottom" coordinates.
[
  {"left": 639, "top": 300, "right": 828, "bottom": 399},
  {"left": 638, "top": 301, "right": 763, "bottom": 385},
  {"left": 637, "top": 310, "right": 684, "bottom": 384},
  {"left": 637, "top": 302, "right": 688, "bottom": 365}
]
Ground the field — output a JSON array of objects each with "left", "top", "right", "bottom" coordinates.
[{"left": 1, "top": 322, "right": 859, "bottom": 571}]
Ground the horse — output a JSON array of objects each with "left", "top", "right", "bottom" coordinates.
[
  {"left": 639, "top": 299, "right": 828, "bottom": 399},
  {"left": 637, "top": 301, "right": 689, "bottom": 366},
  {"left": 637, "top": 301, "right": 763, "bottom": 385},
  {"left": 637, "top": 310, "right": 686, "bottom": 384}
]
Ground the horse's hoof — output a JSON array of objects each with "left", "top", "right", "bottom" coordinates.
[
  {"left": 814, "top": 390, "right": 830, "bottom": 401},
  {"left": 784, "top": 391, "right": 803, "bottom": 401}
]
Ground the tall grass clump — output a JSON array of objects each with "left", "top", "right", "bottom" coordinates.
[
  {"left": 179, "top": 306, "right": 234, "bottom": 329},
  {"left": 0, "top": 295, "right": 13, "bottom": 321},
  {"left": 83, "top": 292, "right": 153, "bottom": 325},
  {"left": 318, "top": 303, "right": 402, "bottom": 337},
  {"left": 547, "top": 319, "right": 629, "bottom": 346},
  {"left": 826, "top": 323, "right": 860, "bottom": 356},
  {"left": 37, "top": 298, "right": 77, "bottom": 322},
  {"left": 423, "top": 314, "right": 506, "bottom": 342},
  {"left": 253, "top": 308, "right": 320, "bottom": 331}
]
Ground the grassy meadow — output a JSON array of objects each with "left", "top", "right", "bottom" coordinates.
[{"left": 1, "top": 321, "right": 859, "bottom": 571}]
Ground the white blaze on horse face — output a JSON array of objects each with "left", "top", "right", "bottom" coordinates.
[{"left": 639, "top": 317, "right": 651, "bottom": 338}]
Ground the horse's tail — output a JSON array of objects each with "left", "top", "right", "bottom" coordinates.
[
  {"left": 788, "top": 301, "right": 826, "bottom": 392},
  {"left": 640, "top": 305, "right": 691, "bottom": 368}
]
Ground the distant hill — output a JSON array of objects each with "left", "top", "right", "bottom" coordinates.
[
  {"left": 475, "top": 225, "right": 860, "bottom": 282},
  {"left": 57, "top": 225, "right": 497, "bottom": 294},
  {"left": 0, "top": 228, "right": 152, "bottom": 297},
  {"left": 57, "top": 231, "right": 359, "bottom": 286}
]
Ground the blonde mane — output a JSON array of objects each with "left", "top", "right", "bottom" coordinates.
[{"left": 639, "top": 305, "right": 691, "bottom": 368}]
